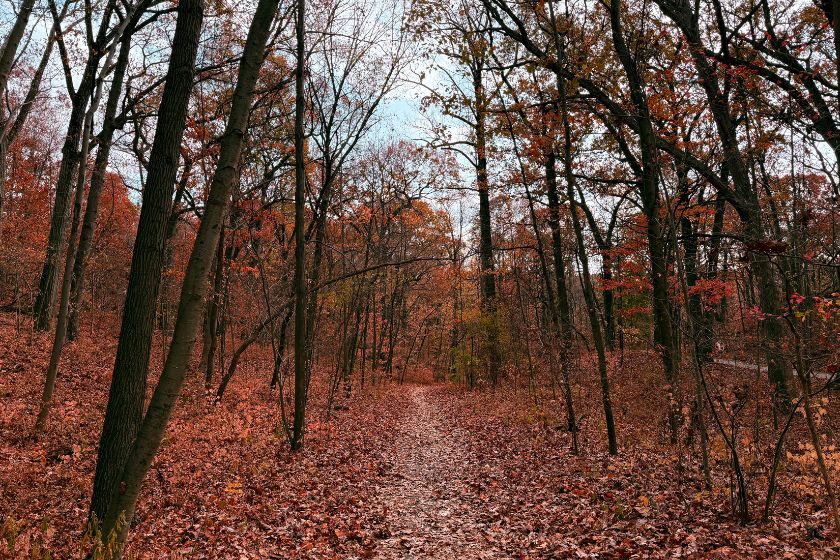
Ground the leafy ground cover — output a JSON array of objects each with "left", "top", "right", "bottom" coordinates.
[{"left": 2, "top": 313, "right": 839, "bottom": 558}]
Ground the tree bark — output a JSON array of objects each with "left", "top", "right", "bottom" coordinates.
[
  {"left": 67, "top": 25, "right": 134, "bottom": 340},
  {"left": 290, "top": 0, "right": 308, "bottom": 451},
  {"left": 34, "top": 107, "right": 94, "bottom": 433},
  {"left": 89, "top": 0, "right": 204, "bottom": 529},
  {"left": 473, "top": 67, "right": 501, "bottom": 384},
  {"left": 94, "top": 0, "right": 279, "bottom": 547},
  {"left": 202, "top": 226, "right": 225, "bottom": 388},
  {"left": 546, "top": 0, "right": 616, "bottom": 453},
  {"left": 33, "top": 0, "right": 117, "bottom": 331},
  {"left": 608, "top": 0, "right": 681, "bottom": 441}
]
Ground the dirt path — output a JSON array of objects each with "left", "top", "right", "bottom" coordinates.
[
  {"left": 373, "top": 385, "right": 506, "bottom": 559},
  {"left": 713, "top": 357, "right": 834, "bottom": 381}
]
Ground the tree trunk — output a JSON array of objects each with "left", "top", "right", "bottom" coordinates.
[
  {"left": 473, "top": 68, "right": 501, "bottom": 384},
  {"left": 0, "top": 0, "right": 38, "bottom": 226},
  {"left": 290, "top": 0, "right": 308, "bottom": 451},
  {"left": 67, "top": 27, "right": 134, "bottom": 341},
  {"left": 33, "top": 110, "right": 93, "bottom": 433},
  {"left": 608, "top": 0, "right": 681, "bottom": 441},
  {"left": 655, "top": 0, "right": 791, "bottom": 401},
  {"left": 544, "top": 150, "right": 573, "bottom": 343},
  {"left": 33, "top": 0, "right": 117, "bottom": 331},
  {"left": 203, "top": 227, "right": 225, "bottom": 388},
  {"left": 88, "top": 0, "right": 204, "bottom": 530},
  {"left": 94, "top": 0, "right": 278, "bottom": 547},
  {"left": 0, "top": 0, "right": 37, "bottom": 107},
  {"left": 549, "top": 0, "right": 616, "bottom": 453}
]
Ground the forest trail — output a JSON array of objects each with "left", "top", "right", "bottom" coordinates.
[
  {"left": 374, "top": 386, "right": 505, "bottom": 559},
  {"left": 713, "top": 358, "right": 834, "bottom": 381}
]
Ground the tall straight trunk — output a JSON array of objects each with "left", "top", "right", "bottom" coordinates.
[
  {"left": 566, "top": 194, "right": 617, "bottom": 453},
  {"left": 510, "top": 112, "right": 578, "bottom": 451},
  {"left": 270, "top": 305, "right": 293, "bottom": 388},
  {"left": 680, "top": 210, "right": 705, "bottom": 347},
  {"left": 88, "top": 0, "right": 204, "bottom": 528},
  {"left": 563, "top": 173, "right": 617, "bottom": 453},
  {"left": 67, "top": 26, "right": 134, "bottom": 341},
  {"left": 200, "top": 230, "right": 222, "bottom": 370},
  {"left": 549, "top": 0, "right": 617, "bottom": 454},
  {"left": 696, "top": 192, "right": 727, "bottom": 359},
  {"left": 608, "top": 0, "right": 680, "bottom": 440},
  {"left": 33, "top": 0, "right": 117, "bottom": 331},
  {"left": 341, "top": 283, "right": 365, "bottom": 397},
  {"left": 541, "top": 157, "right": 579, "bottom": 451},
  {"left": 157, "top": 166, "right": 192, "bottom": 334},
  {"left": 94, "top": 0, "right": 278, "bottom": 547},
  {"left": 602, "top": 256, "right": 616, "bottom": 347},
  {"left": 291, "top": 0, "right": 308, "bottom": 451},
  {"left": 473, "top": 69, "right": 501, "bottom": 384},
  {"left": 544, "top": 150, "right": 573, "bottom": 342},
  {"left": 359, "top": 298, "right": 370, "bottom": 385},
  {"left": 449, "top": 265, "right": 459, "bottom": 380},
  {"left": 372, "top": 285, "right": 379, "bottom": 376},
  {"left": 293, "top": 150, "right": 340, "bottom": 438},
  {"left": 576, "top": 191, "right": 619, "bottom": 349},
  {"left": 304, "top": 176, "right": 331, "bottom": 369}
]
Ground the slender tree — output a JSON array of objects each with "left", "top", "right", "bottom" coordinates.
[{"left": 290, "top": 0, "right": 308, "bottom": 452}]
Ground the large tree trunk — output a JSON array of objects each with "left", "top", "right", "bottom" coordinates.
[
  {"left": 88, "top": 0, "right": 204, "bottom": 529},
  {"left": 94, "top": 0, "right": 279, "bottom": 547}
]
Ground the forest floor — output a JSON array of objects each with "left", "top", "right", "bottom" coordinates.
[{"left": 2, "top": 313, "right": 840, "bottom": 559}]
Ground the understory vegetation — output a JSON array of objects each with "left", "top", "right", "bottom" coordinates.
[{"left": 0, "top": 0, "right": 839, "bottom": 556}]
